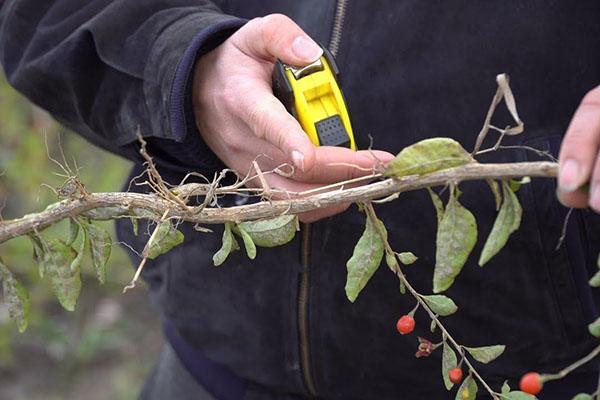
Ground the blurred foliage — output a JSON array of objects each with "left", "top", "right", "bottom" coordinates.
[{"left": 0, "top": 75, "right": 161, "bottom": 399}]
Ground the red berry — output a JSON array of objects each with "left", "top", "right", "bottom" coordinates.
[
  {"left": 519, "top": 372, "right": 543, "bottom": 395},
  {"left": 449, "top": 367, "right": 463, "bottom": 384},
  {"left": 396, "top": 315, "right": 415, "bottom": 335}
]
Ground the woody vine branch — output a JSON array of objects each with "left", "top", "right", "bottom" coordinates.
[{"left": 0, "top": 161, "right": 557, "bottom": 245}]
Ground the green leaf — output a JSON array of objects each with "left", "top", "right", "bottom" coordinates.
[
  {"left": 67, "top": 218, "right": 80, "bottom": 246},
  {"left": 422, "top": 295, "right": 458, "bottom": 316},
  {"left": 427, "top": 188, "right": 444, "bottom": 226},
  {"left": 588, "top": 316, "right": 600, "bottom": 337},
  {"left": 237, "top": 215, "right": 298, "bottom": 247},
  {"left": 503, "top": 392, "right": 538, "bottom": 400},
  {"left": 399, "top": 280, "right": 406, "bottom": 295},
  {"left": 589, "top": 270, "right": 600, "bottom": 287},
  {"left": 213, "top": 223, "right": 238, "bottom": 266},
  {"left": 384, "top": 138, "right": 473, "bottom": 177},
  {"left": 0, "top": 258, "right": 30, "bottom": 333},
  {"left": 398, "top": 252, "right": 418, "bottom": 265},
  {"left": 234, "top": 225, "right": 257, "bottom": 260},
  {"left": 44, "top": 240, "right": 81, "bottom": 312},
  {"left": 130, "top": 215, "right": 139, "bottom": 236},
  {"left": 70, "top": 221, "right": 87, "bottom": 273},
  {"left": 455, "top": 375, "right": 478, "bottom": 400},
  {"left": 571, "top": 394, "right": 593, "bottom": 400},
  {"left": 434, "top": 188, "right": 477, "bottom": 293},
  {"left": 385, "top": 252, "right": 398, "bottom": 270},
  {"left": 345, "top": 215, "right": 385, "bottom": 302},
  {"left": 28, "top": 233, "right": 47, "bottom": 278},
  {"left": 442, "top": 341, "right": 458, "bottom": 390},
  {"left": 86, "top": 222, "right": 112, "bottom": 284},
  {"left": 479, "top": 181, "right": 522, "bottom": 266},
  {"left": 501, "top": 381, "right": 511, "bottom": 394},
  {"left": 509, "top": 176, "right": 531, "bottom": 192},
  {"left": 430, "top": 319, "right": 437, "bottom": 333},
  {"left": 487, "top": 179, "right": 502, "bottom": 211},
  {"left": 146, "top": 221, "right": 185, "bottom": 260},
  {"left": 464, "top": 345, "right": 506, "bottom": 364}
]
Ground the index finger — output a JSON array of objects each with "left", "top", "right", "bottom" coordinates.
[
  {"left": 557, "top": 86, "right": 600, "bottom": 207},
  {"left": 294, "top": 146, "right": 395, "bottom": 184}
]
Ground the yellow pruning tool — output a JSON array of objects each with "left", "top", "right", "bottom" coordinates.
[{"left": 272, "top": 46, "right": 356, "bottom": 150}]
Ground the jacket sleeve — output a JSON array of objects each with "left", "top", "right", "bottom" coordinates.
[{"left": 0, "top": 0, "right": 245, "bottom": 172}]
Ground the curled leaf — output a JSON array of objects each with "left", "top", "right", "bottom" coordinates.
[
  {"left": 486, "top": 179, "right": 502, "bottom": 211},
  {"left": 509, "top": 176, "right": 531, "bottom": 192},
  {"left": 86, "top": 222, "right": 112, "bottom": 284},
  {"left": 589, "top": 270, "right": 600, "bottom": 287},
  {"left": 479, "top": 181, "right": 522, "bottom": 267},
  {"left": 385, "top": 252, "right": 398, "bottom": 270},
  {"left": 45, "top": 240, "right": 81, "bottom": 312},
  {"left": 234, "top": 225, "right": 257, "bottom": 260},
  {"left": 464, "top": 345, "right": 505, "bottom": 364},
  {"left": 434, "top": 188, "right": 477, "bottom": 293},
  {"left": 213, "top": 223, "right": 238, "bottom": 266},
  {"left": 422, "top": 294, "right": 458, "bottom": 316},
  {"left": 384, "top": 138, "right": 473, "bottom": 177},
  {"left": 70, "top": 221, "right": 87, "bottom": 273},
  {"left": 588, "top": 317, "right": 600, "bottom": 337},
  {"left": 399, "top": 280, "right": 406, "bottom": 295},
  {"left": 67, "top": 218, "right": 80, "bottom": 246},
  {"left": 146, "top": 221, "right": 185, "bottom": 260},
  {"left": 28, "top": 233, "right": 47, "bottom": 278},
  {"left": 345, "top": 215, "right": 385, "bottom": 302},
  {"left": 130, "top": 215, "right": 139, "bottom": 236},
  {"left": 427, "top": 188, "right": 444, "bottom": 226},
  {"left": 237, "top": 215, "right": 298, "bottom": 247},
  {"left": 0, "top": 258, "right": 30, "bottom": 333},
  {"left": 442, "top": 342, "right": 458, "bottom": 390}
]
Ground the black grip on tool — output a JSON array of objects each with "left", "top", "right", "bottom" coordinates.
[{"left": 315, "top": 115, "right": 351, "bottom": 148}]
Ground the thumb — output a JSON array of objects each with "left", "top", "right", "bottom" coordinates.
[{"left": 234, "top": 14, "right": 323, "bottom": 66}]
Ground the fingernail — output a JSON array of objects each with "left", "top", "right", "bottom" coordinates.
[
  {"left": 291, "top": 36, "right": 322, "bottom": 62},
  {"left": 591, "top": 184, "right": 600, "bottom": 210},
  {"left": 559, "top": 159, "right": 581, "bottom": 192},
  {"left": 291, "top": 150, "right": 305, "bottom": 172},
  {"left": 556, "top": 188, "right": 569, "bottom": 207}
]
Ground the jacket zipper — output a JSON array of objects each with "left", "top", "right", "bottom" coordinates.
[{"left": 297, "top": 0, "right": 348, "bottom": 396}]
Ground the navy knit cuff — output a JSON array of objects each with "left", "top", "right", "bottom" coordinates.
[{"left": 167, "top": 18, "right": 246, "bottom": 170}]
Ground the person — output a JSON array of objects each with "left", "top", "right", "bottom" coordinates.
[{"left": 1, "top": 1, "right": 599, "bottom": 399}]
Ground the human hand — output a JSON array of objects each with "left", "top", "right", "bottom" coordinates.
[
  {"left": 557, "top": 86, "right": 600, "bottom": 212},
  {"left": 192, "top": 14, "right": 394, "bottom": 222}
]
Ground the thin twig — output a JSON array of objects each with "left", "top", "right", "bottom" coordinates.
[
  {"left": 364, "top": 203, "right": 500, "bottom": 399},
  {"left": 122, "top": 209, "right": 169, "bottom": 293},
  {"left": 542, "top": 344, "right": 600, "bottom": 383}
]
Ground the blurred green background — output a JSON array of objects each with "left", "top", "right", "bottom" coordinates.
[{"left": 0, "top": 75, "right": 162, "bottom": 399}]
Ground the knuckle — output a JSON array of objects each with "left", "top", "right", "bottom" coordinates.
[
  {"left": 247, "top": 99, "right": 274, "bottom": 138},
  {"left": 259, "top": 14, "right": 292, "bottom": 46},
  {"left": 581, "top": 85, "right": 600, "bottom": 109}
]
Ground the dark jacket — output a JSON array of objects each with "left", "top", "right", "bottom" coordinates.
[{"left": 2, "top": 1, "right": 600, "bottom": 399}]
